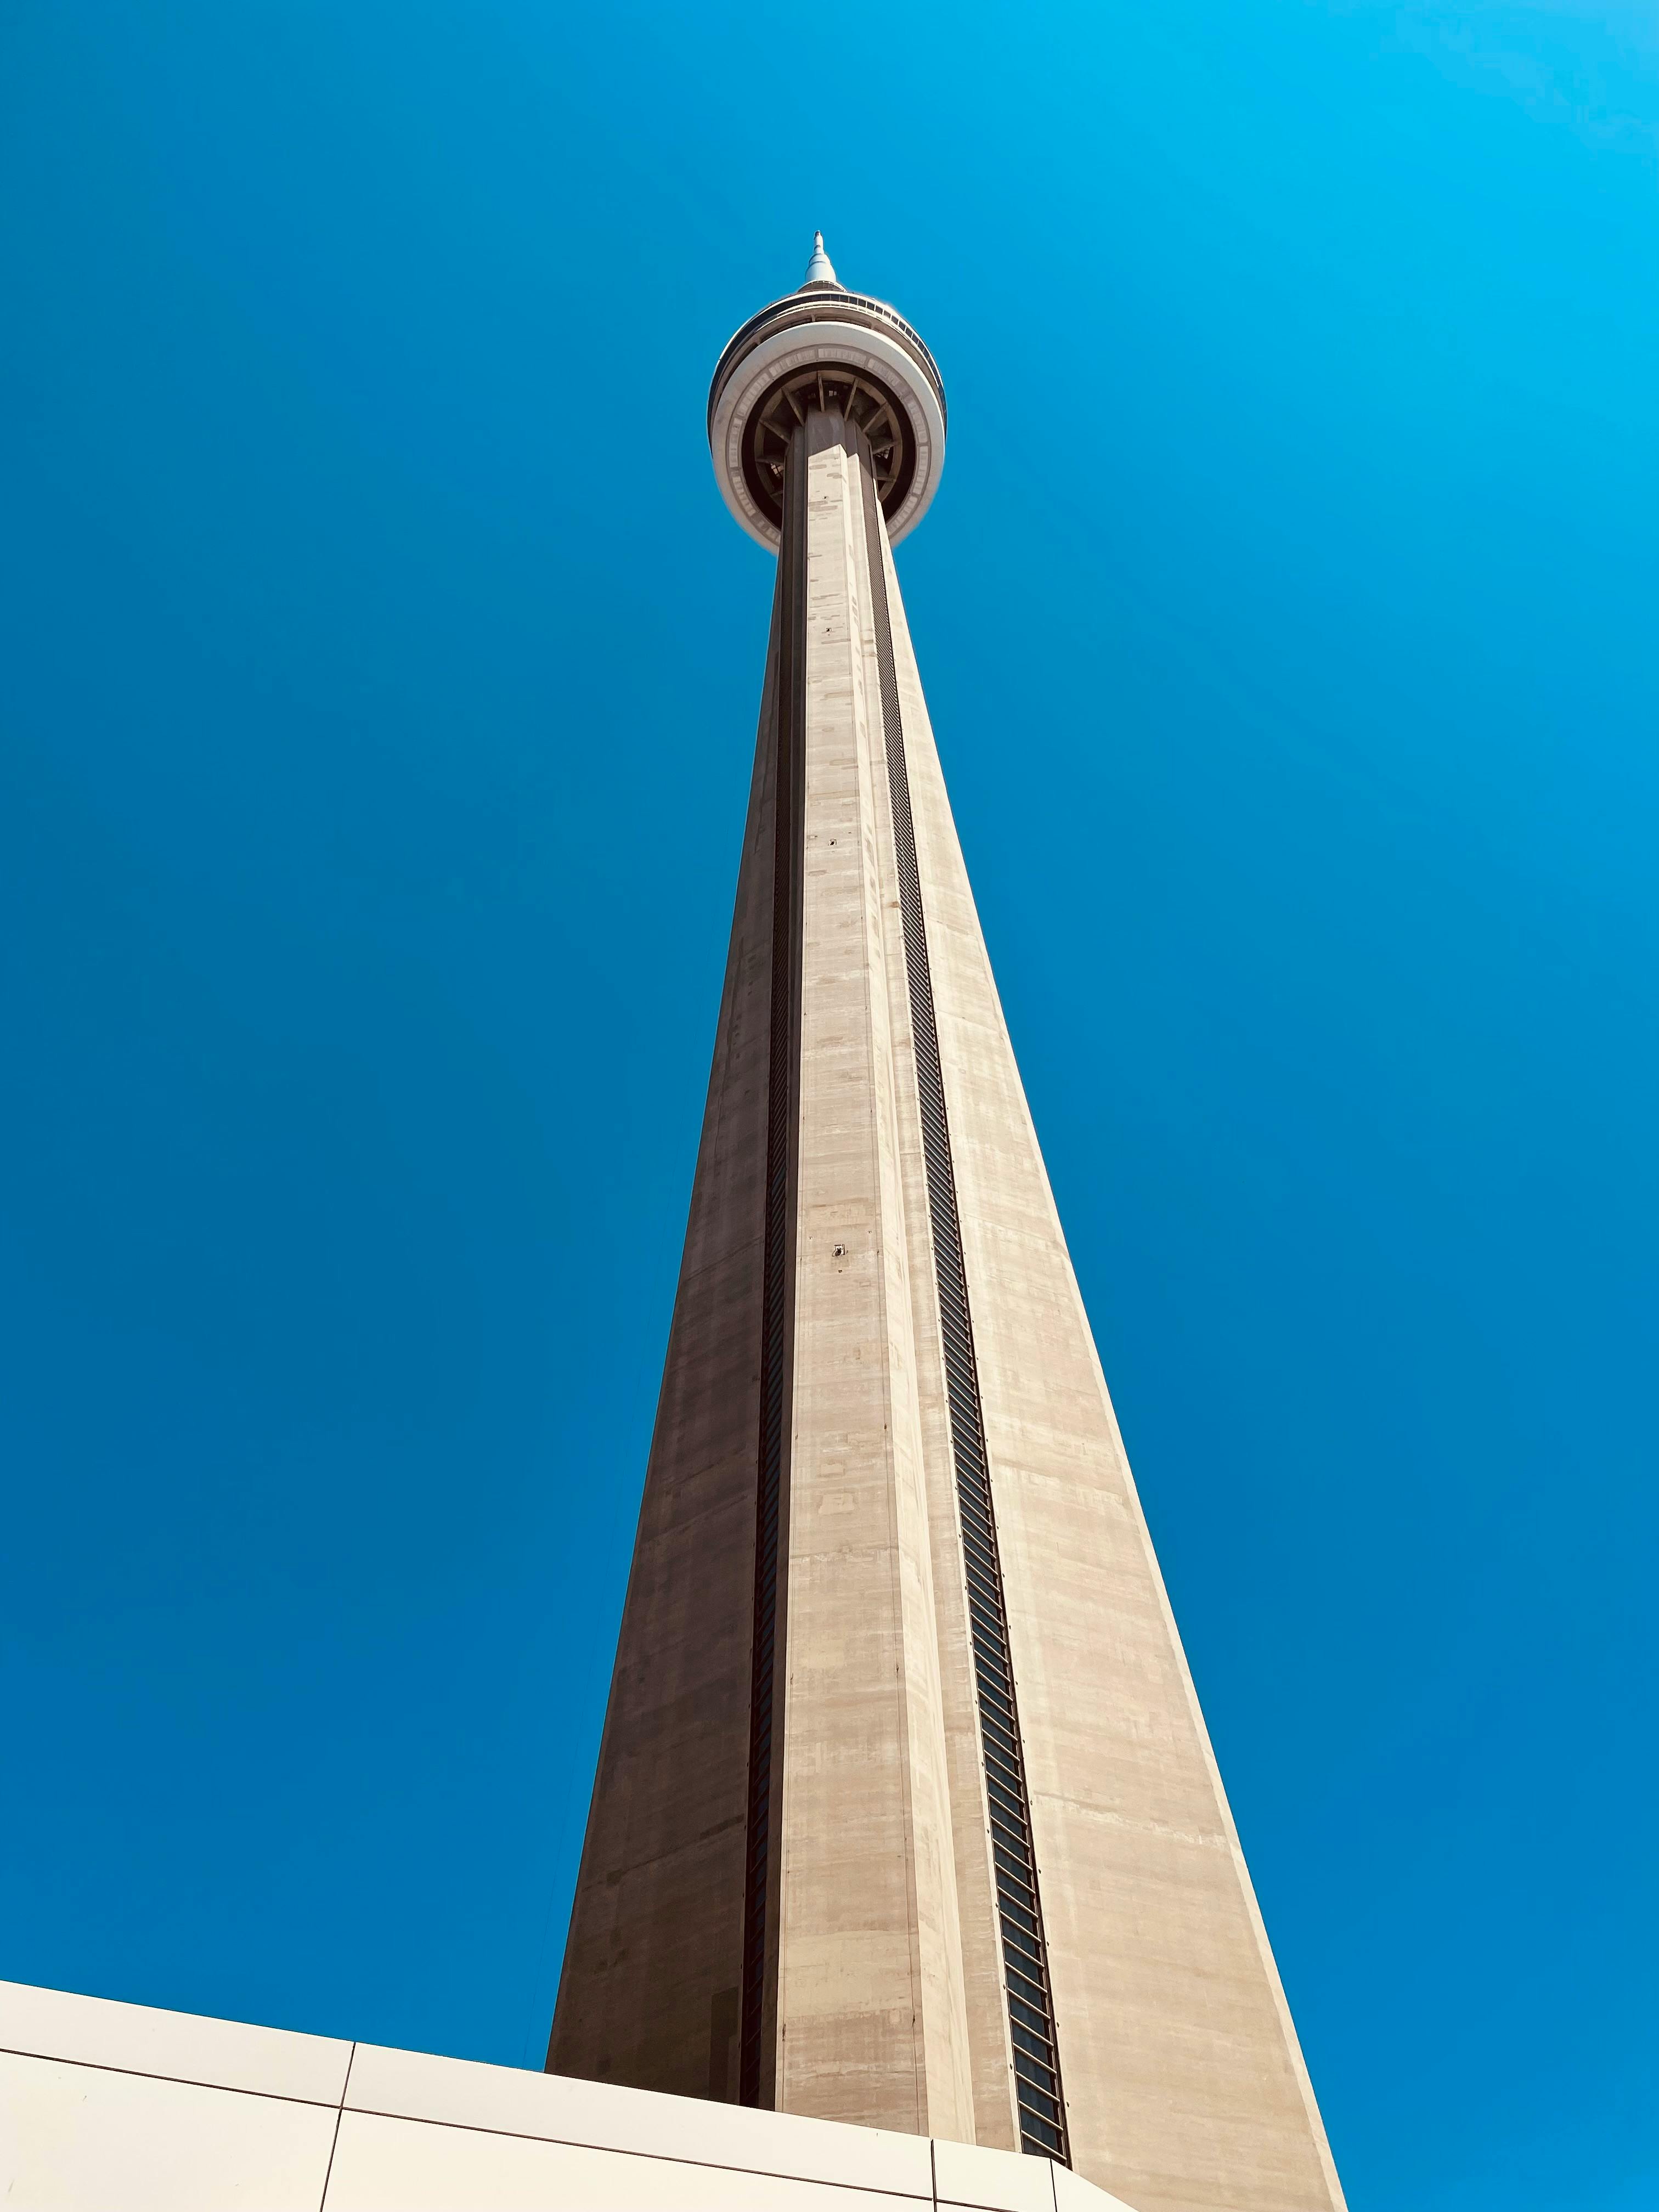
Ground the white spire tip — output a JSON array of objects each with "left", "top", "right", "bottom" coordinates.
[{"left": 801, "top": 231, "right": 840, "bottom": 289}]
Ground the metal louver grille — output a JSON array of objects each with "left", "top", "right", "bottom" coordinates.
[
  {"left": 856, "top": 443, "right": 1070, "bottom": 2165},
  {"left": 738, "top": 430, "right": 805, "bottom": 2108}
]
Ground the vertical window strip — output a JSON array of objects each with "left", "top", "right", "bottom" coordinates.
[
  {"left": 739, "top": 428, "right": 805, "bottom": 2108},
  {"left": 855, "top": 439, "right": 1070, "bottom": 2166}
]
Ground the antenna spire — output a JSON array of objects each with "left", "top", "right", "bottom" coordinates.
[{"left": 800, "top": 230, "right": 840, "bottom": 290}]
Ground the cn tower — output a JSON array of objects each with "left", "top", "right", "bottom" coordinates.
[{"left": 550, "top": 238, "right": 1347, "bottom": 2212}]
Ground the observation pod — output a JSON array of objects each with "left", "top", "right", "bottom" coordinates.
[{"left": 708, "top": 232, "right": 947, "bottom": 549}]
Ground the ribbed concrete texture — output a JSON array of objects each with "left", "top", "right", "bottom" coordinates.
[{"left": 550, "top": 399, "right": 1347, "bottom": 2212}]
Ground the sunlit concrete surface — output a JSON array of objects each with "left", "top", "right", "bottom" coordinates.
[{"left": 0, "top": 1977, "right": 1134, "bottom": 2211}]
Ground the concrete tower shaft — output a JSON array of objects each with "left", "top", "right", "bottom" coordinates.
[{"left": 550, "top": 249, "right": 1347, "bottom": 2212}]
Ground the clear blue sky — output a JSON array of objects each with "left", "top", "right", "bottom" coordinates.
[{"left": 3, "top": 5, "right": 1656, "bottom": 2205}]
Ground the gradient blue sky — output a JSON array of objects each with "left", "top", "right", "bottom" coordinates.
[{"left": 3, "top": 5, "right": 1657, "bottom": 2205}]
